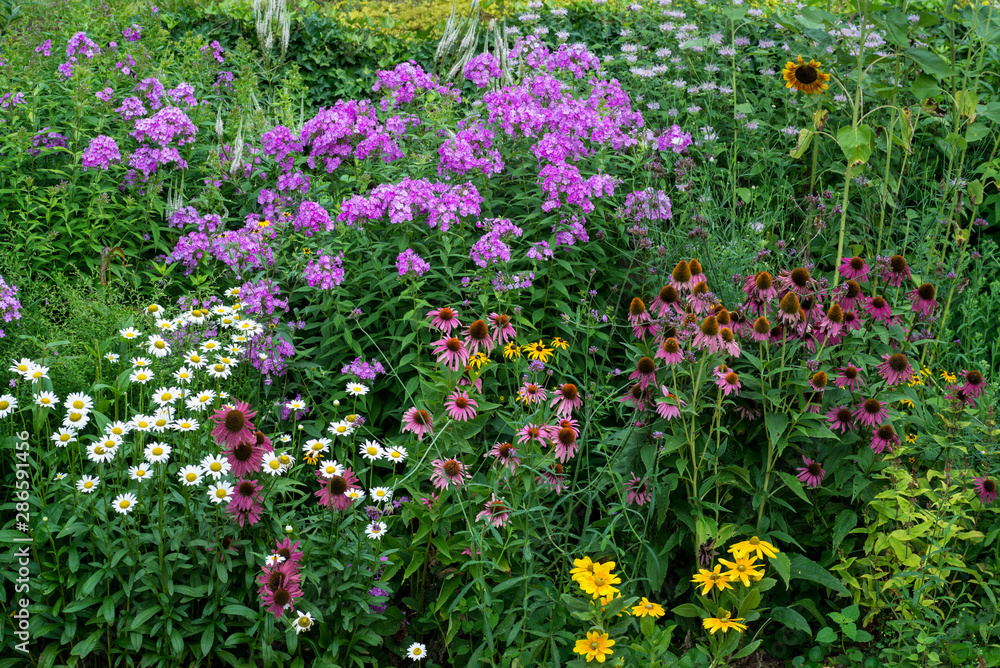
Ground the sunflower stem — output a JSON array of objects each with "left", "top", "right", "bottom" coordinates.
[{"left": 831, "top": 176, "right": 852, "bottom": 289}]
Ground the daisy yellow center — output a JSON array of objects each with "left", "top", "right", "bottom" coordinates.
[
  {"left": 269, "top": 460, "right": 280, "bottom": 470},
  {"left": 94, "top": 446, "right": 106, "bottom": 454},
  {"left": 367, "top": 447, "right": 378, "bottom": 456},
  {"left": 186, "top": 473, "right": 197, "bottom": 482},
  {"left": 152, "top": 447, "right": 163, "bottom": 456},
  {"left": 154, "top": 341, "right": 165, "bottom": 349},
  {"left": 210, "top": 463, "right": 222, "bottom": 472},
  {"left": 120, "top": 500, "right": 130, "bottom": 508},
  {"left": 298, "top": 617, "right": 310, "bottom": 628},
  {"left": 84, "top": 482, "right": 93, "bottom": 489},
  {"left": 279, "top": 455, "right": 290, "bottom": 464},
  {"left": 213, "top": 365, "right": 225, "bottom": 372},
  {"left": 72, "top": 400, "right": 84, "bottom": 409},
  {"left": 70, "top": 412, "right": 83, "bottom": 421},
  {"left": 137, "top": 470, "right": 146, "bottom": 476},
  {"left": 60, "top": 434, "right": 70, "bottom": 442},
  {"left": 336, "top": 426, "right": 347, "bottom": 434},
  {"left": 137, "top": 374, "right": 147, "bottom": 380},
  {"left": 0, "top": 401, "right": 8, "bottom": 410},
  {"left": 325, "top": 466, "right": 336, "bottom": 474}
]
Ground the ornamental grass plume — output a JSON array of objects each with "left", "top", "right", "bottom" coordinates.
[{"left": 210, "top": 400, "right": 257, "bottom": 448}]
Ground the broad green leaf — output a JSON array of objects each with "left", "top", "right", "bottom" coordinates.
[
  {"left": 789, "top": 554, "right": 850, "bottom": 596},
  {"left": 905, "top": 48, "right": 955, "bottom": 79},
  {"left": 771, "top": 606, "right": 811, "bottom": 634},
  {"left": 832, "top": 510, "right": 857, "bottom": 550},
  {"left": 836, "top": 125, "right": 875, "bottom": 165}
]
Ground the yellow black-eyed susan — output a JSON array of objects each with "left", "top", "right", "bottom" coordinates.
[{"left": 782, "top": 55, "right": 830, "bottom": 94}]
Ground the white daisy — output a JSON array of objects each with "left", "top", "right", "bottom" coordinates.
[
  {"left": 370, "top": 487, "right": 393, "bottom": 503},
  {"left": 233, "top": 334, "right": 249, "bottom": 344},
  {"left": 152, "top": 386, "right": 182, "bottom": 405},
  {"left": 200, "top": 454, "right": 231, "bottom": 479},
  {"left": 173, "top": 366, "right": 194, "bottom": 384},
  {"left": 291, "top": 611, "right": 314, "bottom": 634},
  {"left": 77, "top": 475, "right": 100, "bottom": 493},
  {"left": 65, "top": 392, "right": 94, "bottom": 413},
  {"left": 149, "top": 413, "right": 171, "bottom": 433},
  {"left": 0, "top": 394, "right": 18, "bottom": 418},
  {"left": 305, "top": 438, "right": 331, "bottom": 458},
  {"left": 8, "top": 358, "right": 33, "bottom": 376},
  {"left": 237, "top": 319, "right": 261, "bottom": 334},
  {"left": 407, "top": 642, "right": 428, "bottom": 661},
  {"left": 25, "top": 363, "right": 50, "bottom": 381},
  {"left": 105, "top": 420, "right": 132, "bottom": 438},
  {"left": 104, "top": 352, "right": 120, "bottom": 363},
  {"left": 34, "top": 392, "right": 60, "bottom": 410},
  {"left": 112, "top": 492, "right": 138, "bottom": 514},
  {"left": 97, "top": 434, "right": 123, "bottom": 451},
  {"left": 218, "top": 391, "right": 230, "bottom": 400},
  {"left": 262, "top": 453, "right": 285, "bottom": 476},
  {"left": 276, "top": 452, "right": 293, "bottom": 469},
  {"left": 386, "top": 446, "right": 408, "bottom": 463},
  {"left": 359, "top": 440, "right": 384, "bottom": 461},
  {"left": 265, "top": 554, "right": 286, "bottom": 567},
  {"left": 145, "top": 303, "right": 164, "bottom": 316},
  {"left": 54, "top": 472, "right": 67, "bottom": 481},
  {"left": 145, "top": 334, "right": 172, "bottom": 358},
  {"left": 130, "top": 356, "right": 152, "bottom": 368},
  {"left": 219, "top": 315, "right": 237, "bottom": 328},
  {"left": 365, "top": 521, "right": 387, "bottom": 540},
  {"left": 63, "top": 410, "right": 90, "bottom": 430},
  {"left": 186, "top": 309, "right": 208, "bottom": 325},
  {"left": 184, "top": 351, "right": 207, "bottom": 368},
  {"left": 317, "top": 459, "right": 343, "bottom": 478},
  {"left": 211, "top": 305, "right": 232, "bottom": 316},
  {"left": 128, "top": 463, "right": 152, "bottom": 482},
  {"left": 217, "top": 355, "right": 237, "bottom": 367},
  {"left": 131, "top": 414, "right": 153, "bottom": 432},
  {"left": 119, "top": 327, "right": 141, "bottom": 340},
  {"left": 86, "top": 442, "right": 117, "bottom": 464},
  {"left": 186, "top": 390, "right": 217, "bottom": 412},
  {"left": 206, "top": 481, "right": 234, "bottom": 504},
  {"left": 346, "top": 382, "right": 369, "bottom": 396},
  {"left": 145, "top": 442, "right": 171, "bottom": 463},
  {"left": 154, "top": 318, "right": 174, "bottom": 332},
  {"left": 52, "top": 428, "right": 77, "bottom": 447},
  {"left": 205, "top": 362, "right": 232, "bottom": 379},
  {"left": 285, "top": 400, "right": 307, "bottom": 411},
  {"left": 172, "top": 417, "right": 200, "bottom": 432},
  {"left": 225, "top": 287, "right": 241, "bottom": 298},
  {"left": 278, "top": 433, "right": 292, "bottom": 443},
  {"left": 129, "top": 369, "right": 154, "bottom": 385},
  {"left": 200, "top": 339, "right": 222, "bottom": 354},
  {"left": 178, "top": 465, "right": 203, "bottom": 486},
  {"left": 345, "top": 488, "right": 366, "bottom": 502},
  {"left": 225, "top": 345, "right": 244, "bottom": 356},
  {"left": 328, "top": 420, "right": 353, "bottom": 437}
]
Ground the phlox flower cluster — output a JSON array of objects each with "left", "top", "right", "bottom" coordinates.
[
  {"left": 238, "top": 278, "right": 289, "bottom": 318},
  {"left": 29, "top": 128, "right": 68, "bottom": 157},
  {"left": 463, "top": 52, "right": 503, "bottom": 88},
  {"left": 303, "top": 250, "right": 346, "bottom": 290},
  {"left": 297, "top": 99, "right": 419, "bottom": 173},
  {"left": 469, "top": 218, "right": 523, "bottom": 268},
  {"left": 396, "top": 249, "right": 430, "bottom": 277},
  {"left": 338, "top": 178, "right": 483, "bottom": 232},
  {"left": 132, "top": 107, "right": 198, "bottom": 147},
  {"left": 0, "top": 275, "right": 21, "bottom": 338},
  {"left": 342, "top": 357, "right": 386, "bottom": 381},
  {"left": 371, "top": 61, "right": 461, "bottom": 112},
  {"left": 293, "top": 201, "right": 334, "bottom": 236},
  {"left": 510, "top": 36, "right": 601, "bottom": 79},
  {"left": 81, "top": 136, "right": 121, "bottom": 171},
  {"left": 621, "top": 187, "right": 673, "bottom": 222},
  {"left": 437, "top": 120, "right": 505, "bottom": 178},
  {"left": 657, "top": 124, "right": 693, "bottom": 153}
]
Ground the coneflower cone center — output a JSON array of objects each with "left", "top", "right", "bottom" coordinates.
[
  {"left": 273, "top": 589, "right": 290, "bottom": 607},
  {"left": 967, "top": 371, "right": 983, "bottom": 384},
  {"left": 716, "top": 309, "right": 731, "bottom": 326},
  {"left": 877, "top": 425, "right": 895, "bottom": 439},
  {"left": 558, "top": 427, "right": 576, "bottom": 445},
  {"left": 725, "top": 372, "right": 739, "bottom": 385},
  {"left": 439, "top": 307, "right": 454, "bottom": 320},
  {"left": 663, "top": 338, "right": 680, "bottom": 353},
  {"left": 659, "top": 285, "right": 678, "bottom": 303},
  {"left": 756, "top": 272, "right": 773, "bottom": 290},
  {"left": 918, "top": 283, "right": 936, "bottom": 300},
  {"left": 872, "top": 297, "right": 886, "bottom": 309},
  {"left": 499, "top": 444, "right": 512, "bottom": 457},
  {"left": 808, "top": 462, "right": 823, "bottom": 475},
  {"left": 629, "top": 298, "right": 646, "bottom": 316},
  {"left": 446, "top": 337, "right": 462, "bottom": 352},
  {"left": 701, "top": 316, "right": 720, "bottom": 336},
  {"left": 689, "top": 258, "right": 703, "bottom": 274},
  {"left": 497, "top": 314, "right": 509, "bottom": 326},
  {"left": 985, "top": 480, "right": 997, "bottom": 493},
  {"left": 238, "top": 481, "right": 255, "bottom": 496},
  {"left": 469, "top": 320, "right": 489, "bottom": 340},
  {"left": 672, "top": 260, "right": 691, "bottom": 283},
  {"left": 780, "top": 293, "right": 801, "bottom": 315},
  {"left": 845, "top": 281, "right": 861, "bottom": 298},
  {"left": 720, "top": 328, "right": 734, "bottom": 343},
  {"left": 329, "top": 476, "right": 348, "bottom": 495},
  {"left": 234, "top": 443, "right": 253, "bottom": 462},
  {"left": 850, "top": 257, "right": 865, "bottom": 270},
  {"left": 837, "top": 408, "right": 852, "bottom": 422},
  {"left": 844, "top": 366, "right": 858, "bottom": 379},
  {"left": 554, "top": 463, "right": 564, "bottom": 474},
  {"left": 455, "top": 397, "right": 468, "bottom": 408},
  {"left": 797, "top": 64, "right": 818, "bottom": 83},
  {"left": 637, "top": 357, "right": 655, "bottom": 374},
  {"left": 693, "top": 281, "right": 708, "bottom": 296},
  {"left": 890, "top": 255, "right": 907, "bottom": 272},
  {"left": 828, "top": 304, "right": 844, "bottom": 323},
  {"left": 255, "top": 431, "right": 266, "bottom": 445},
  {"left": 443, "top": 460, "right": 461, "bottom": 477},
  {"left": 630, "top": 385, "right": 643, "bottom": 399},
  {"left": 268, "top": 572, "right": 284, "bottom": 591},
  {"left": 562, "top": 383, "right": 579, "bottom": 400},
  {"left": 888, "top": 354, "right": 909, "bottom": 372},
  {"left": 812, "top": 371, "right": 828, "bottom": 388},
  {"left": 225, "top": 409, "right": 245, "bottom": 432},
  {"left": 415, "top": 410, "right": 430, "bottom": 425},
  {"left": 791, "top": 267, "right": 810, "bottom": 287},
  {"left": 278, "top": 548, "right": 291, "bottom": 559},
  {"left": 753, "top": 317, "right": 770, "bottom": 334},
  {"left": 864, "top": 399, "right": 881, "bottom": 413}
]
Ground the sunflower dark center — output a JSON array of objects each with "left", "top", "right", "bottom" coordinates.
[
  {"left": 637, "top": 357, "right": 655, "bottom": 374},
  {"left": 273, "top": 589, "right": 290, "bottom": 607},
  {"left": 446, "top": 337, "right": 462, "bottom": 352},
  {"left": 562, "top": 383, "right": 579, "bottom": 400},
  {"left": 889, "top": 255, "right": 907, "bottom": 272},
  {"left": 812, "top": 371, "right": 828, "bottom": 388},
  {"left": 837, "top": 408, "right": 853, "bottom": 422},
  {"left": 917, "top": 283, "right": 936, "bottom": 300},
  {"left": 439, "top": 307, "right": 454, "bottom": 320},
  {"left": 329, "top": 476, "right": 348, "bottom": 495},
  {"left": 864, "top": 399, "right": 882, "bottom": 414},
  {"left": 238, "top": 481, "right": 256, "bottom": 496},
  {"left": 755, "top": 272, "right": 773, "bottom": 290},
  {"left": 443, "top": 460, "right": 461, "bottom": 477},
  {"left": 558, "top": 427, "right": 576, "bottom": 445},
  {"left": 720, "top": 328, "right": 734, "bottom": 343},
  {"left": 629, "top": 298, "right": 646, "bottom": 316},
  {"left": 663, "top": 337, "right": 681, "bottom": 353},
  {"left": 469, "top": 320, "right": 489, "bottom": 341},
  {"left": 877, "top": 425, "right": 895, "bottom": 440},
  {"left": 967, "top": 370, "right": 983, "bottom": 385},
  {"left": 797, "top": 64, "right": 818, "bottom": 84},
  {"left": 701, "top": 316, "right": 720, "bottom": 336},
  {"left": 888, "top": 354, "right": 909, "bottom": 372},
  {"left": 791, "top": 267, "right": 810, "bottom": 287},
  {"left": 780, "top": 293, "right": 801, "bottom": 315},
  {"left": 234, "top": 443, "right": 254, "bottom": 462},
  {"left": 672, "top": 260, "right": 692, "bottom": 283},
  {"left": 827, "top": 304, "right": 844, "bottom": 323},
  {"left": 224, "top": 409, "right": 245, "bottom": 432},
  {"left": 659, "top": 285, "right": 678, "bottom": 303},
  {"left": 753, "top": 317, "right": 771, "bottom": 334},
  {"left": 808, "top": 462, "right": 823, "bottom": 475}
]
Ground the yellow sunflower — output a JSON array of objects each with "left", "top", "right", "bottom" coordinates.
[
  {"left": 717, "top": 555, "right": 764, "bottom": 587},
  {"left": 551, "top": 337, "right": 569, "bottom": 350},
  {"left": 782, "top": 55, "right": 830, "bottom": 94},
  {"left": 577, "top": 563, "right": 621, "bottom": 599}
]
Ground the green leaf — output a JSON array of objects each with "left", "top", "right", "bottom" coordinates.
[
  {"left": 672, "top": 603, "right": 704, "bottom": 618},
  {"left": 905, "top": 48, "right": 955, "bottom": 80},
  {"left": 764, "top": 411, "right": 788, "bottom": 447},
  {"left": 130, "top": 606, "right": 161, "bottom": 630},
  {"left": 771, "top": 606, "right": 811, "bottom": 634},
  {"left": 201, "top": 625, "right": 214, "bottom": 657},
  {"left": 70, "top": 630, "right": 102, "bottom": 657},
  {"left": 773, "top": 552, "right": 791, "bottom": 590},
  {"left": 832, "top": 510, "right": 857, "bottom": 550},
  {"left": 789, "top": 554, "right": 849, "bottom": 596},
  {"left": 816, "top": 626, "right": 838, "bottom": 644},
  {"left": 836, "top": 125, "right": 876, "bottom": 165},
  {"left": 790, "top": 129, "right": 815, "bottom": 159},
  {"left": 777, "top": 471, "right": 810, "bottom": 504},
  {"left": 221, "top": 604, "right": 258, "bottom": 617}
]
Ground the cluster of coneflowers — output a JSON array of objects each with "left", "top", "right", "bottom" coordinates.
[{"left": 619, "top": 254, "right": 989, "bottom": 493}]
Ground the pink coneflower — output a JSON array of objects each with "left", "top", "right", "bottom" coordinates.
[
  {"left": 692, "top": 315, "right": 723, "bottom": 352},
  {"left": 431, "top": 458, "right": 469, "bottom": 490},
  {"left": 743, "top": 271, "right": 778, "bottom": 302},
  {"left": 838, "top": 256, "right": 870, "bottom": 282},
  {"left": 800, "top": 294, "right": 825, "bottom": 324},
  {"left": 959, "top": 369, "right": 987, "bottom": 398},
  {"left": 688, "top": 258, "right": 707, "bottom": 286},
  {"left": 432, "top": 336, "right": 470, "bottom": 371},
  {"left": 882, "top": 254, "right": 910, "bottom": 287},
  {"left": 945, "top": 385, "right": 976, "bottom": 408},
  {"left": 258, "top": 561, "right": 303, "bottom": 619},
  {"left": 863, "top": 295, "right": 894, "bottom": 325},
  {"left": 444, "top": 390, "right": 478, "bottom": 421},
  {"left": 625, "top": 473, "right": 651, "bottom": 506},
  {"left": 796, "top": 457, "right": 826, "bottom": 488},
  {"left": 555, "top": 418, "right": 580, "bottom": 438},
  {"left": 735, "top": 401, "right": 761, "bottom": 421},
  {"left": 835, "top": 365, "right": 865, "bottom": 392},
  {"left": 226, "top": 478, "right": 263, "bottom": 527},
  {"left": 842, "top": 310, "right": 863, "bottom": 332},
  {"left": 536, "top": 463, "right": 567, "bottom": 494},
  {"left": 974, "top": 476, "right": 998, "bottom": 506},
  {"left": 826, "top": 405, "right": 856, "bottom": 433},
  {"left": 751, "top": 317, "right": 771, "bottom": 343},
  {"left": 475, "top": 494, "right": 511, "bottom": 528},
  {"left": 728, "top": 310, "right": 751, "bottom": 337},
  {"left": 802, "top": 390, "right": 824, "bottom": 414},
  {"left": 620, "top": 384, "right": 649, "bottom": 411},
  {"left": 486, "top": 442, "right": 521, "bottom": 473},
  {"left": 628, "top": 357, "right": 658, "bottom": 390},
  {"left": 855, "top": 397, "right": 889, "bottom": 428},
  {"left": 777, "top": 267, "right": 814, "bottom": 295},
  {"left": 273, "top": 537, "right": 304, "bottom": 565},
  {"left": 656, "top": 386, "right": 683, "bottom": 420},
  {"left": 254, "top": 430, "right": 274, "bottom": 454},
  {"left": 670, "top": 260, "right": 694, "bottom": 292},
  {"left": 458, "top": 365, "right": 483, "bottom": 394},
  {"left": 908, "top": 283, "right": 937, "bottom": 317},
  {"left": 464, "top": 319, "right": 494, "bottom": 354},
  {"left": 428, "top": 306, "right": 462, "bottom": 335},
  {"left": 401, "top": 407, "right": 433, "bottom": 441},
  {"left": 516, "top": 423, "right": 547, "bottom": 445},
  {"left": 689, "top": 281, "right": 714, "bottom": 314},
  {"left": 719, "top": 327, "right": 740, "bottom": 357},
  {"left": 809, "top": 371, "right": 829, "bottom": 393},
  {"left": 210, "top": 400, "right": 257, "bottom": 448},
  {"left": 550, "top": 382, "right": 583, "bottom": 417},
  {"left": 518, "top": 380, "right": 548, "bottom": 405},
  {"left": 314, "top": 468, "right": 360, "bottom": 511},
  {"left": 870, "top": 424, "right": 899, "bottom": 454},
  {"left": 656, "top": 337, "right": 684, "bottom": 364},
  {"left": 628, "top": 298, "right": 660, "bottom": 339},
  {"left": 551, "top": 426, "right": 579, "bottom": 462},
  {"left": 877, "top": 353, "right": 914, "bottom": 386},
  {"left": 779, "top": 292, "right": 804, "bottom": 326},
  {"left": 817, "top": 304, "right": 844, "bottom": 340},
  {"left": 716, "top": 370, "right": 742, "bottom": 396},
  {"left": 651, "top": 284, "right": 684, "bottom": 317},
  {"left": 838, "top": 280, "right": 863, "bottom": 313},
  {"left": 223, "top": 440, "right": 265, "bottom": 477},
  {"left": 489, "top": 312, "right": 517, "bottom": 345}
]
